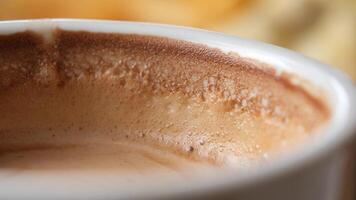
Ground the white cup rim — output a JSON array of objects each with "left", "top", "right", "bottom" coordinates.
[{"left": 0, "top": 19, "right": 355, "bottom": 199}]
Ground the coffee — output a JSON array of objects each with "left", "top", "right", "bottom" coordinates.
[{"left": 0, "top": 30, "right": 329, "bottom": 177}]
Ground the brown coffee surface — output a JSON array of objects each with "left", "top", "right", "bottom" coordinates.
[{"left": 0, "top": 30, "right": 329, "bottom": 175}]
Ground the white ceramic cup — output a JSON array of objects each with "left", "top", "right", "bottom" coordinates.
[{"left": 0, "top": 19, "right": 355, "bottom": 200}]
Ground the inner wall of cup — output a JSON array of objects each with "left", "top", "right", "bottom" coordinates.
[{"left": 0, "top": 25, "right": 333, "bottom": 171}]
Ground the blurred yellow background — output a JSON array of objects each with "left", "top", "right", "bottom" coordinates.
[{"left": 0, "top": 0, "right": 355, "bottom": 79}]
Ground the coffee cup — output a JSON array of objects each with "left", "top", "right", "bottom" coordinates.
[{"left": 0, "top": 19, "right": 355, "bottom": 200}]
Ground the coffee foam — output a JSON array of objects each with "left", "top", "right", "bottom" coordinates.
[{"left": 0, "top": 30, "right": 329, "bottom": 175}]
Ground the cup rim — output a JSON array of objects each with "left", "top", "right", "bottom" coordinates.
[{"left": 0, "top": 19, "right": 355, "bottom": 199}]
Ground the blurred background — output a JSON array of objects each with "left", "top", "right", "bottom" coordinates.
[
  {"left": 0, "top": 0, "right": 355, "bottom": 80},
  {"left": 0, "top": 1, "right": 355, "bottom": 199}
]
